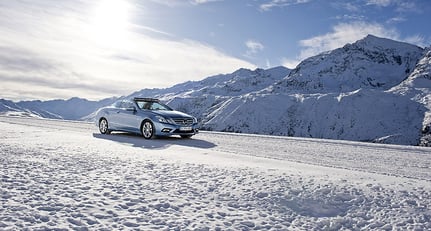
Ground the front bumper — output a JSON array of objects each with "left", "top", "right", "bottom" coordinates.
[{"left": 154, "top": 122, "right": 199, "bottom": 136}]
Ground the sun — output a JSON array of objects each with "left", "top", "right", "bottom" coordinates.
[{"left": 90, "top": 0, "right": 132, "bottom": 49}]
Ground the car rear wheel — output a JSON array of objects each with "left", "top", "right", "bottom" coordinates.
[
  {"left": 141, "top": 120, "right": 155, "bottom": 139},
  {"left": 99, "top": 118, "right": 111, "bottom": 134}
]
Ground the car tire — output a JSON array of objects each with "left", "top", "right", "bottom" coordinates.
[
  {"left": 141, "top": 120, "right": 155, "bottom": 139},
  {"left": 99, "top": 118, "right": 111, "bottom": 134},
  {"left": 180, "top": 135, "right": 193, "bottom": 139}
]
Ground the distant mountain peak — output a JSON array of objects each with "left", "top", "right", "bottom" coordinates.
[
  {"left": 354, "top": 34, "right": 423, "bottom": 51},
  {"left": 270, "top": 34, "right": 424, "bottom": 94},
  {"left": 360, "top": 34, "right": 388, "bottom": 43}
]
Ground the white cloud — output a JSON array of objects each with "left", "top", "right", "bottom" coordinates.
[
  {"left": 386, "top": 16, "right": 406, "bottom": 24},
  {"left": 404, "top": 35, "right": 427, "bottom": 48},
  {"left": 281, "top": 21, "right": 400, "bottom": 68},
  {"left": 396, "top": 2, "right": 420, "bottom": 13},
  {"left": 366, "top": 0, "right": 420, "bottom": 13},
  {"left": 260, "top": 0, "right": 311, "bottom": 11},
  {"left": 190, "top": 0, "right": 223, "bottom": 5},
  {"left": 281, "top": 57, "right": 302, "bottom": 69},
  {"left": 342, "top": 2, "right": 361, "bottom": 12},
  {"left": 299, "top": 21, "right": 398, "bottom": 59},
  {"left": 366, "top": 0, "right": 392, "bottom": 7},
  {"left": 0, "top": 1, "right": 255, "bottom": 101},
  {"left": 334, "top": 14, "right": 365, "bottom": 21},
  {"left": 245, "top": 40, "right": 264, "bottom": 55},
  {"left": 265, "top": 59, "right": 271, "bottom": 69}
]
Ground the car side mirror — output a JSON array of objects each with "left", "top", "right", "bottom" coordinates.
[{"left": 126, "top": 106, "right": 137, "bottom": 112}]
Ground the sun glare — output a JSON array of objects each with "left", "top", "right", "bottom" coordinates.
[{"left": 90, "top": 0, "right": 132, "bottom": 49}]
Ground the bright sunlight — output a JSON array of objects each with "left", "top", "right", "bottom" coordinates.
[{"left": 90, "top": 0, "right": 132, "bottom": 49}]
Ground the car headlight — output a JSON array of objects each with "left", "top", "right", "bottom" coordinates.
[
  {"left": 156, "top": 115, "right": 175, "bottom": 124},
  {"left": 156, "top": 115, "right": 168, "bottom": 123}
]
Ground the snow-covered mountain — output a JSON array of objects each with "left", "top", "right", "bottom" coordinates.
[
  {"left": 126, "top": 66, "right": 291, "bottom": 120},
  {"left": 2, "top": 35, "right": 430, "bottom": 146},
  {"left": 18, "top": 97, "right": 120, "bottom": 120},
  {"left": 0, "top": 97, "right": 117, "bottom": 120},
  {"left": 130, "top": 35, "right": 430, "bottom": 146},
  {"left": 200, "top": 35, "right": 430, "bottom": 146},
  {"left": 0, "top": 99, "right": 53, "bottom": 118},
  {"left": 269, "top": 35, "right": 423, "bottom": 93}
]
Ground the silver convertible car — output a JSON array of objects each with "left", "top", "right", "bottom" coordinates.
[{"left": 95, "top": 97, "right": 198, "bottom": 139}]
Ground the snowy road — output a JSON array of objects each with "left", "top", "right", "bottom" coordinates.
[{"left": 1, "top": 116, "right": 431, "bottom": 230}]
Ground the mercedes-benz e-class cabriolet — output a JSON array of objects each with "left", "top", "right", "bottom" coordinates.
[{"left": 95, "top": 98, "right": 198, "bottom": 139}]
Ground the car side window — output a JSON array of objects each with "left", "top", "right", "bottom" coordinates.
[
  {"left": 138, "top": 102, "right": 151, "bottom": 110},
  {"left": 151, "top": 103, "right": 164, "bottom": 110},
  {"left": 113, "top": 101, "right": 122, "bottom": 108},
  {"left": 142, "top": 102, "right": 152, "bottom": 110},
  {"left": 122, "top": 101, "right": 134, "bottom": 109}
]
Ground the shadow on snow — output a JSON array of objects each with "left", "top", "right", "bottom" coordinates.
[{"left": 92, "top": 132, "right": 216, "bottom": 150}]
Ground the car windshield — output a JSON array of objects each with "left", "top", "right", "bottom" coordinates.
[{"left": 136, "top": 101, "right": 172, "bottom": 111}]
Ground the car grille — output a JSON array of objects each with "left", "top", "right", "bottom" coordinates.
[{"left": 172, "top": 118, "right": 194, "bottom": 126}]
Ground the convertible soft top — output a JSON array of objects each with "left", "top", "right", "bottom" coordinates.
[{"left": 133, "top": 97, "right": 160, "bottom": 102}]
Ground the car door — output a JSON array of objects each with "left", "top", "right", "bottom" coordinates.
[
  {"left": 117, "top": 100, "right": 141, "bottom": 133},
  {"left": 105, "top": 101, "right": 123, "bottom": 130}
]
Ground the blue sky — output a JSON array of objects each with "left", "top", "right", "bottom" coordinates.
[{"left": 0, "top": 0, "right": 430, "bottom": 101}]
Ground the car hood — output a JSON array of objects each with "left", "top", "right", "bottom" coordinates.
[{"left": 152, "top": 110, "right": 192, "bottom": 118}]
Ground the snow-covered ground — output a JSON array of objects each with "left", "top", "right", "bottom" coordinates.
[{"left": 1, "top": 116, "right": 430, "bottom": 230}]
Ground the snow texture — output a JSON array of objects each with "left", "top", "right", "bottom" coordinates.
[{"left": 1, "top": 116, "right": 431, "bottom": 230}]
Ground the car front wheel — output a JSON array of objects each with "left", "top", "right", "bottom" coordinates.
[
  {"left": 99, "top": 118, "right": 110, "bottom": 134},
  {"left": 141, "top": 120, "right": 155, "bottom": 139}
]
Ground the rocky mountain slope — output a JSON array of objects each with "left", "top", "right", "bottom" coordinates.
[{"left": 390, "top": 47, "right": 431, "bottom": 145}]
